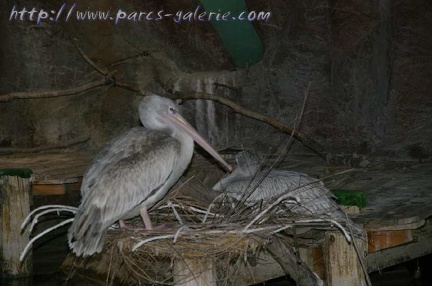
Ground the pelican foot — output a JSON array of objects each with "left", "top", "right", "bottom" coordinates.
[
  {"left": 118, "top": 219, "right": 148, "bottom": 230},
  {"left": 118, "top": 218, "right": 178, "bottom": 231},
  {"left": 138, "top": 223, "right": 177, "bottom": 232}
]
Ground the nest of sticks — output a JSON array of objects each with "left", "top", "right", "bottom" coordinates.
[
  {"left": 20, "top": 153, "right": 357, "bottom": 285},
  {"left": 57, "top": 164, "right": 354, "bottom": 285}
]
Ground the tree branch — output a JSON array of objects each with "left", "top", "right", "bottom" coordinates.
[
  {"left": 0, "top": 38, "right": 324, "bottom": 158},
  {"left": 163, "top": 88, "right": 324, "bottom": 158},
  {"left": 73, "top": 38, "right": 108, "bottom": 76},
  {"left": 0, "top": 79, "right": 107, "bottom": 102}
]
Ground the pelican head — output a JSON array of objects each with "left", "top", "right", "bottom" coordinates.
[
  {"left": 235, "top": 151, "right": 262, "bottom": 176},
  {"left": 213, "top": 150, "right": 262, "bottom": 191},
  {"left": 139, "top": 95, "right": 232, "bottom": 172}
]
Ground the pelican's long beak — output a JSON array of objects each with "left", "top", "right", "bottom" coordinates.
[
  {"left": 212, "top": 167, "right": 242, "bottom": 191},
  {"left": 165, "top": 113, "right": 232, "bottom": 172}
]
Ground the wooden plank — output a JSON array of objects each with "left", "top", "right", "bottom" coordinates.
[
  {"left": 0, "top": 176, "right": 32, "bottom": 279},
  {"left": 365, "top": 219, "right": 425, "bottom": 231},
  {"left": 32, "top": 177, "right": 82, "bottom": 185},
  {"left": 367, "top": 219, "right": 432, "bottom": 272},
  {"left": 331, "top": 161, "right": 432, "bottom": 230},
  {"left": 368, "top": 229, "right": 414, "bottom": 253},
  {"left": 324, "top": 232, "right": 367, "bottom": 286},
  {"left": 67, "top": 181, "right": 82, "bottom": 192},
  {"left": 173, "top": 258, "right": 216, "bottom": 286},
  {"left": 364, "top": 216, "right": 425, "bottom": 230},
  {"left": 0, "top": 152, "right": 92, "bottom": 182},
  {"left": 32, "top": 184, "right": 66, "bottom": 195},
  {"left": 31, "top": 177, "right": 82, "bottom": 196}
]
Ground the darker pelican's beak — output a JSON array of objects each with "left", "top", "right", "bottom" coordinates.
[{"left": 164, "top": 113, "right": 232, "bottom": 172}]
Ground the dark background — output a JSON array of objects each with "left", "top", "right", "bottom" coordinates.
[{"left": 1, "top": 0, "right": 430, "bottom": 161}]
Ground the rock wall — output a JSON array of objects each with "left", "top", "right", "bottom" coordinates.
[{"left": 0, "top": 0, "right": 430, "bottom": 160}]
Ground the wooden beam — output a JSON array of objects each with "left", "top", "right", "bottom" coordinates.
[
  {"left": 0, "top": 176, "right": 32, "bottom": 279},
  {"left": 31, "top": 179, "right": 82, "bottom": 196},
  {"left": 368, "top": 229, "right": 414, "bottom": 253},
  {"left": 32, "top": 184, "right": 66, "bottom": 195},
  {"left": 367, "top": 219, "right": 432, "bottom": 272},
  {"left": 324, "top": 232, "right": 367, "bottom": 286},
  {"left": 32, "top": 178, "right": 82, "bottom": 185}
]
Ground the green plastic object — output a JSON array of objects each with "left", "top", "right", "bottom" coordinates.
[
  {"left": 331, "top": 189, "right": 367, "bottom": 208},
  {"left": 0, "top": 168, "right": 33, "bottom": 179},
  {"left": 198, "top": 0, "right": 264, "bottom": 68}
]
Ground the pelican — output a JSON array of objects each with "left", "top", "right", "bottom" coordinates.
[
  {"left": 213, "top": 151, "right": 361, "bottom": 233},
  {"left": 68, "top": 95, "right": 232, "bottom": 256}
]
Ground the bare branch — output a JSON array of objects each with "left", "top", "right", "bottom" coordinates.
[
  {"left": 0, "top": 80, "right": 106, "bottom": 102},
  {"left": 73, "top": 38, "right": 108, "bottom": 76},
  {"left": 106, "top": 50, "right": 159, "bottom": 68},
  {"left": 0, "top": 38, "right": 120, "bottom": 103},
  {"left": 166, "top": 88, "right": 324, "bottom": 158},
  {"left": 213, "top": 82, "right": 241, "bottom": 95}
]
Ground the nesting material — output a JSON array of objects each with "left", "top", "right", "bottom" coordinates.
[
  {"left": 62, "top": 216, "right": 268, "bottom": 285},
  {"left": 60, "top": 169, "right": 356, "bottom": 285}
]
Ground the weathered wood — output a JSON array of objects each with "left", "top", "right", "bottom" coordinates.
[
  {"left": 365, "top": 219, "right": 425, "bottom": 231},
  {"left": 0, "top": 176, "right": 32, "bottom": 279},
  {"left": 32, "top": 181, "right": 82, "bottom": 196},
  {"left": 32, "top": 184, "right": 66, "bottom": 195},
  {"left": 0, "top": 152, "right": 92, "bottom": 182},
  {"left": 267, "top": 238, "right": 323, "bottom": 286},
  {"left": 2, "top": 154, "right": 432, "bottom": 285},
  {"left": 368, "top": 229, "right": 414, "bottom": 253},
  {"left": 33, "top": 178, "right": 82, "bottom": 185},
  {"left": 324, "top": 232, "right": 367, "bottom": 286},
  {"left": 173, "top": 258, "right": 216, "bottom": 286},
  {"left": 367, "top": 218, "right": 432, "bottom": 272},
  {"left": 299, "top": 246, "right": 325, "bottom": 280},
  {"left": 334, "top": 161, "right": 432, "bottom": 229}
]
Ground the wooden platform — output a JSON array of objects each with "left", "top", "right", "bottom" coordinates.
[
  {"left": 334, "top": 161, "right": 432, "bottom": 272},
  {"left": 0, "top": 152, "right": 92, "bottom": 196},
  {"left": 1, "top": 152, "right": 432, "bottom": 283}
]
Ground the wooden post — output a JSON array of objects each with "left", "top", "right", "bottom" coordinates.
[
  {"left": 173, "top": 257, "right": 216, "bottom": 286},
  {"left": 267, "top": 239, "right": 324, "bottom": 286},
  {"left": 0, "top": 173, "right": 33, "bottom": 280},
  {"left": 324, "top": 232, "right": 367, "bottom": 286}
]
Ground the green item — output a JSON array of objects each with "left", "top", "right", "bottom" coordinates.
[
  {"left": 198, "top": 0, "right": 264, "bottom": 68},
  {"left": 0, "top": 168, "right": 33, "bottom": 178},
  {"left": 331, "top": 189, "right": 367, "bottom": 208}
]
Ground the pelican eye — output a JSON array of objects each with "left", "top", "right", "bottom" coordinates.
[{"left": 168, "top": 106, "right": 177, "bottom": 115}]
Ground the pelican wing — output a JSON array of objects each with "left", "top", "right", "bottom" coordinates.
[
  {"left": 68, "top": 127, "right": 181, "bottom": 256},
  {"left": 81, "top": 127, "right": 164, "bottom": 196},
  {"left": 224, "top": 170, "right": 344, "bottom": 218}
]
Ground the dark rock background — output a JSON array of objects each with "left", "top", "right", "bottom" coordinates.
[{"left": 1, "top": 0, "right": 431, "bottom": 161}]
